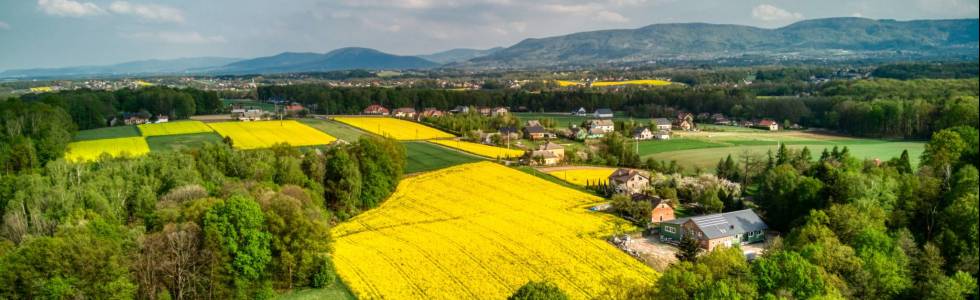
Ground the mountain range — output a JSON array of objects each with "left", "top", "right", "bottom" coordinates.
[{"left": 1, "top": 17, "right": 976, "bottom": 79}]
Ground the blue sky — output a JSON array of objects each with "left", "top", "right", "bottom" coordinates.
[{"left": 0, "top": 0, "right": 977, "bottom": 70}]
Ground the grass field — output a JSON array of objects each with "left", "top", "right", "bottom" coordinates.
[
  {"left": 275, "top": 274, "right": 356, "bottom": 300},
  {"left": 403, "top": 142, "right": 481, "bottom": 173},
  {"left": 73, "top": 126, "right": 140, "bottom": 141},
  {"left": 331, "top": 162, "right": 657, "bottom": 299},
  {"left": 299, "top": 119, "right": 367, "bottom": 142},
  {"left": 146, "top": 132, "right": 223, "bottom": 152},
  {"left": 138, "top": 120, "right": 214, "bottom": 137},
  {"left": 334, "top": 117, "right": 454, "bottom": 140},
  {"left": 637, "top": 138, "right": 728, "bottom": 155},
  {"left": 513, "top": 112, "right": 634, "bottom": 128},
  {"left": 65, "top": 137, "right": 150, "bottom": 161},
  {"left": 429, "top": 140, "right": 525, "bottom": 159},
  {"left": 207, "top": 120, "right": 337, "bottom": 149},
  {"left": 222, "top": 98, "right": 275, "bottom": 111}
]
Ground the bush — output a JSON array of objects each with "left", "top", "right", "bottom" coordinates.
[{"left": 508, "top": 281, "right": 569, "bottom": 300}]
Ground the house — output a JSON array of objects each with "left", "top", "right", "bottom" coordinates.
[
  {"left": 537, "top": 142, "right": 565, "bottom": 159},
  {"left": 654, "top": 130, "right": 671, "bottom": 140},
  {"left": 572, "top": 107, "right": 587, "bottom": 116},
  {"left": 676, "top": 113, "right": 695, "bottom": 131},
  {"left": 529, "top": 150, "right": 560, "bottom": 166},
  {"left": 478, "top": 107, "right": 492, "bottom": 116},
  {"left": 124, "top": 115, "right": 148, "bottom": 125},
  {"left": 151, "top": 115, "right": 169, "bottom": 124},
  {"left": 632, "top": 127, "right": 653, "bottom": 140},
  {"left": 526, "top": 120, "right": 542, "bottom": 127},
  {"left": 285, "top": 103, "right": 305, "bottom": 115},
  {"left": 392, "top": 107, "right": 417, "bottom": 118},
  {"left": 450, "top": 106, "right": 470, "bottom": 114},
  {"left": 593, "top": 108, "right": 614, "bottom": 119},
  {"left": 362, "top": 104, "right": 390, "bottom": 115},
  {"left": 587, "top": 119, "right": 615, "bottom": 133},
  {"left": 711, "top": 113, "right": 731, "bottom": 126},
  {"left": 420, "top": 108, "right": 445, "bottom": 118},
  {"left": 740, "top": 120, "right": 755, "bottom": 127},
  {"left": 524, "top": 125, "right": 548, "bottom": 140},
  {"left": 653, "top": 118, "right": 672, "bottom": 132},
  {"left": 587, "top": 128, "right": 606, "bottom": 139},
  {"left": 608, "top": 168, "right": 649, "bottom": 195},
  {"left": 236, "top": 109, "right": 267, "bottom": 121},
  {"left": 491, "top": 107, "right": 509, "bottom": 117},
  {"left": 632, "top": 194, "right": 675, "bottom": 224},
  {"left": 659, "top": 209, "right": 768, "bottom": 251},
  {"left": 499, "top": 127, "right": 520, "bottom": 140},
  {"left": 755, "top": 119, "right": 779, "bottom": 131}
]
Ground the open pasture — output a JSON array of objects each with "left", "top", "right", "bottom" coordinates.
[
  {"left": 429, "top": 140, "right": 525, "bottom": 159},
  {"left": 138, "top": 120, "right": 213, "bottom": 136},
  {"left": 331, "top": 162, "right": 656, "bottom": 299},
  {"left": 333, "top": 117, "right": 454, "bottom": 140},
  {"left": 207, "top": 120, "right": 337, "bottom": 149},
  {"left": 65, "top": 137, "right": 150, "bottom": 162}
]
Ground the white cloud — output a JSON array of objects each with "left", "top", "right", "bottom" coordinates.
[
  {"left": 751, "top": 4, "right": 804, "bottom": 22},
  {"left": 0, "top": 21, "right": 10, "bottom": 30},
  {"left": 594, "top": 10, "right": 629, "bottom": 23},
  {"left": 109, "top": 1, "right": 185, "bottom": 23},
  {"left": 37, "top": 0, "right": 105, "bottom": 17},
  {"left": 122, "top": 31, "right": 227, "bottom": 44},
  {"left": 851, "top": 12, "right": 864, "bottom": 17}
]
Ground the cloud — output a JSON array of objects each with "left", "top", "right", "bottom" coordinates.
[
  {"left": 109, "top": 1, "right": 185, "bottom": 23},
  {"left": 594, "top": 10, "right": 629, "bottom": 23},
  {"left": 0, "top": 21, "right": 10, "bottom": 30},
  {"left": 37, "top": 0, "right": 105, "bottom": 17},
  {"left": 751, "top": 4, "right": 804, "bottom": 22},
  {"left": 122, "top": 31, "right": 227, "bottom": 44}
]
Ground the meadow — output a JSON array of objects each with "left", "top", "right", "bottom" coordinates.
[
  {"left": 65, "top": 137, "right": 150, "bottom": 161},
  {"left": 145, "top": 132, "right": 223, "bottom": 152},
  {"left": 333, "top": 117, "right": 454, "bottom": 140},
  {"left": 403, "top": 141, "right": 481, "bottom": 173},
  {"left": 207, "top": 120, "right": 337, "bottom": 149},
  {"left": 138, "top": 120, "right": 214, "bottom": 136},
  {"left": 331, "top": 162, "right": 657, "bottom": 299},
  {"left": 299, "top": 119, "right": 367, "bottom": 142},
  {"left": 72, "top": 125, "right": 140, "bottom": 141},
  {"left": 429, "top": 140, "right": 525, "bottom": 159}
]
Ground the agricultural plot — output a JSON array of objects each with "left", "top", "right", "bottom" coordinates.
[
  {"left": 299, "top": 119, "right": 367, "bottom": 142},
  {"left": 404, "top": 142, "right": 481, "bottom": 173},
  {"left": 207, "top": 120, "right": 337, "bottom": 149},
  {"left": 333, "top": 117, "right": 453, "bottom": 140},
  {"left": 73, "top": 125, "right": 140, "bottom": 141},
  {"left": 146, "top": 133, "right": 223, "bottom": 152},
  {"left": 65, "top": 137, "right": 150, "bottom": 162},
  {"left": 591, "top": 79, "right": 673, "bottom": 87},
  {"left": 429, "top": 140, "right": 525, "bottom": 159},
  {"left": 543, "top": 167, "right": 619, "bottom": 186},
  {"left": 138, "top": 120, "right": 213, "bottom": 137},
  {"left": 332, "top": 162, "right": 657, "bottom": 299}
]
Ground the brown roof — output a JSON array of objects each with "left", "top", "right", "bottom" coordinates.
[
  {"left": 609, "top": 168, "right": 645, "bottom": 183},
  {"left": 393, "top": 107, "right": 416, "bottom": 113},
  {"left": 363, "top": 104, "right": 389, "bottom": 113}
]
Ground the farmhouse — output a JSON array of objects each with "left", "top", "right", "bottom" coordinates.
[
  {"left": 632, "top": 127, "right": 653, "bottom": 140},
  {"left": 393, "top": 107, "right": 417, "bottom": 118},
  {"left": 528, "top": 150, "right": 560, "bottom": 166},
  {"left": 660, "top": 209, "right": 768, "bottom": 251},
  {"left": 537, "top": 141, "right": 565, "bottom": 159},
  {"left": 234, "top": 109, "right": 267, "bottom": 121},
  {"left": 151, "top": 115, "right": 169, "bottom": 124},
  {"left": 633, "top": 194, "right": 675, "bottom": 223},
  {"left": 420, "top": 108, "right": 445, "bottom": 118},
  {"left": 587, "top": 128, "right": 606, "bottom": 139},
  {"left": 712, "top": 113, "right": 732, "bottom": 125},
  {"left": 587, "top": 119, "right": 615, "bottom": 133},
  {"left": 755, "top": 119, "right": 779, "bottom": 131},
  {"left": 362, "top": 104, "right": 390, "bottom": 115},
  {"left": 285, "top": 103, "right": 305, "bottom": 115},
  {"left": 491, "top": 107, "right": 509, "bottom": 117},
  {"left": 524, "top": 124, "right": 548, "bottom": 140},
  {"left": 654, "top": 130, "right": 671, "bottom": 140},
  {"left": 676, "top": 113, "right": 695, "bottom": 131},
  {"left": 653, "top": 118, "right": 672, "bottom": 132},
  {"left": 450, "top": 106, "right": 469, "bottom": 114},
  {"left": 593, "top": 108, "right": 614, "bottom": 119},
  {"left": 572, "top": 107, "right": 587, "bottom": 116},
  {"left": 478, "top": 107, "right": 492, "bottom": 116},
  {"left": 608, "top": 168, "right": 649, "bottom": 195}
]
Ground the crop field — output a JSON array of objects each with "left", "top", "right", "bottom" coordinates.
[
  {"left": 333, "top": 117, "right": 454, "bottom": 140},
  {"left": 543, "top": 167, "right": 619, "bottom": 186},
  {"left": 207, "top": 120, "right": 337, "bottom": 149},
  {"left": 591, "top": 79, "right": 673, "bottom": 87},
  {"left": 65, "top": 137, "right": 150, "bottom": 162},
  {"left": 299, "top": 119, "right": 366, "bottom": 142},
  {"left": 557, "top": 80, "right": 584, "bottom": 87},
  {"left": 332, "top": 162, "right": 657, "bottom": 299},
  {"left": 429, "top": 140, "right": 525, "bottom": 159},
  {"left": 404, "top": 142, "right": 481, "bottom": 173},
  {"left": 146, "top": 133, "right": 223, "bottom": 152},
  {"left": 138, "top": 120, "right": 214, "bottom": 137},
  {"left": 73, "top": 125, "right": 140, "bottom": 141}
]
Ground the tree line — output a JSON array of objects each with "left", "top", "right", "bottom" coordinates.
[{"left": 18, "top": 87, "right": 222, "bottom": 130}]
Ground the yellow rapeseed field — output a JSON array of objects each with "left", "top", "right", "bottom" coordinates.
[
  {"left": 429, "top": 140, "right": 525, "bottom": 159},
  {"left": 557, "top": 80, "right": 585, "bottom": 87},
  {"left": 138, "top": 120, "right": 213, "bottom": 136},
  {"left": 65, "top": 137, "right": 150, "bottom": 162},
  {"left": 332, "top": 162, "right": 657, "bottom": 299},
  {"left": 207, "top": 120, "right": 336, "bottom": 149},
  {"left": 591, "top": 79, "right": 672, "bottom": 87},
  {"left": 546, "top": 167, "right": 618, "bottom": 186},
  {"left": 334, "top": 117, "right": 454, "bottom": 140}
]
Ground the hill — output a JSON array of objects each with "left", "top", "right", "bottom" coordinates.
[
  {"left": 202, "top": 47, "right": 439, "bottom": 74},
  {"left": 0, "top": 57, "right": 241, "bottom": 79},
  {"left": 463, "top": 17, "right": 979, "bottom": 68},
  {"left": 418, "top": 47, "right": 503, "bottom": 64}
]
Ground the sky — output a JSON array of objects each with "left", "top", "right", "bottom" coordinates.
[{"left": 0, "top": 0, "right": 977, "bottom": 70}]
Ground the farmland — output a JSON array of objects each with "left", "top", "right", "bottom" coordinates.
[
  {"left": 332, "top": 162, "right": 657, "bottom": 299},
  {"left": 145, "top": 132, "right": 224, "bottom": 152},
  {"left": 65, "top": 137, "right": 150, "bottom": 161},
  {"left": 591, "top": 79, "right": 673, "bottom": 87},
  {"left": 208, "top": 120, "right": 337, "bottom": 149},
  {"left": 137, "top": 120, "right": 214, "bottom": 136},
  {"left": 334, "top": 117, "right": 454, "bottom": 140},
  {"left": 299, "top": 119, "right": 367, "bottom": 142},
  {"left": 542, "top": 167, "right": 619, "bottom": 186},
  {"left": 72, "top": 125, "right": 140, "bottom": 141},
  {"left": 429, "top": 140, "right": 525, "bottom": 159},
  {"left": 403, "top": 141, "right": 481, "bottom": 173}
]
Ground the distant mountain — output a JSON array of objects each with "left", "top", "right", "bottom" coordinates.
[
  {"left": 0, "top": 57, "right": 241, "bottom": 79},
  {"left": 419, "top": 47, "right": 503, "bottom": 64},
  {"left": 202, "top": 47, "right": 439, "bottom": 74},
  {"left": 463, "top": 18, "right": 979, "bottom": 68}
]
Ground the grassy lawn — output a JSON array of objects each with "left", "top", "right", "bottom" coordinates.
[
  {"left": 403, "top": 141, "right": 482, "bottom": 173},
  {"left": 73, "top": 125, "right": 140, "bottom": 141},
  {"left": 146, "top": 132, "right": 224, "bottom": 152},
  {"left": 300, "top": 119, "right": 367, "bottom": 142}
]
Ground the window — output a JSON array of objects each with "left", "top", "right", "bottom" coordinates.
[{"left": 665, "top": 226, "right": 676, "bottom": 233}]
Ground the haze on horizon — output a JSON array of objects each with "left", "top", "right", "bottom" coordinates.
[{"left": 0, "top": 0, "right": 977, "bottom": 71}]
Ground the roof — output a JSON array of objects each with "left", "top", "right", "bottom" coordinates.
[
  {"left": 538, "top": 142, "right": 563, "bottom": 150},
  {"left": 632, "top": 127, "right": 651, "bottom": 135},
  {"left": 594, "top": 108, "right": 613, "bottom": 115},
  {"left": 758, "top": 119, "right": 777, "bottom": 126},
  {"left": 653, "top": 118, "right": 672, "bottom": 126},
  {"left": 689, "top": 209, "right": 768, "bottom": 239},
  {"left": 609, "top": 168, "right": 645, "bottom": 183},
  {"left": 363, "top": 104, "right": 388, "bottom": 112},
  {"left": 499, "top": 126, "right": 518, "bottom": 134},
  {"left": 524, "top": 125, "right": 546, "bottom": 134},
  {"left": 393, "top": 107, "right": 416, "bottom": 113},
  {"left": 589, "top": 119, "right": 614, "bottom": 126},
  {"left": 532, "top": 150, "right": 558, "bottom": 159},
  {"left": 588, "top": 128, "right": 606, "bottom": 135}
]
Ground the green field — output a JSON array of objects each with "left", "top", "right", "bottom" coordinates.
[
  {"left": 222, "top": 98, "right": 276, "bottom": 111},
  {"left": 403, "top": 141, "right": 481, "bottom": 173},
  {"left": 637, "top": 138, "right": 728, "bottom": 155},
  {"left": 73, "top": 125, "right": 140, "bottom": 141},
  {"left": 513, "top": 112, "right": 635, "bottom": 127},
  {"left": 146, "top": 132, "right": 224, "bottom": 152},
  {"left": 300, "top": 119, "right": 367, "bottom": 142},
  {"left": 275, "top": 274, "right": 355, "bottom": 300}
]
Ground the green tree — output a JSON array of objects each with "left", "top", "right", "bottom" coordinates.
[
  {"left": 676, "top": 235, "right": 701, "bottom": 262},
  {"left": 203, "top": 195, "right": 272, "bottom": 298},
  {"left": 752, "top": 250, "right": 829, "bottom": 298},
  {"left": 508, "top": 281, "right": 569, "bottom": 300}
]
